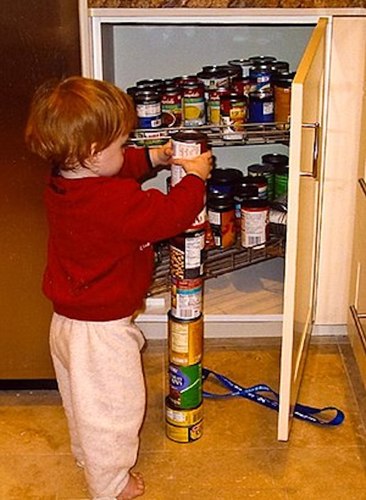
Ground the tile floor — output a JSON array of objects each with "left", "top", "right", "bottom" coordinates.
[{"left": 0, "top": 336, "right": 366, "bottom": 499}]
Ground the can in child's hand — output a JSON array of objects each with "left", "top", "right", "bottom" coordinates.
[{"left": 170, "top": 130, "right": 209, "bottom": 187}]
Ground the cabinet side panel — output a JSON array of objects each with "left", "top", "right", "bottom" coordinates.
[{"left": 316, "top": 17, "right": 366, "bottom": 325}]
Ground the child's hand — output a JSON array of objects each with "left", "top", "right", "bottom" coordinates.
[
  {"left": 173, "top": 151, "right": 213, "bottom": 182},
  {"left": 149, "top": 141, "right": 173, "bottom": 167}
]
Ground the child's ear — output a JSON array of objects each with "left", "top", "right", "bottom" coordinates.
[{"left": 84, "top": 143, "right": 100, "bottom": 173}]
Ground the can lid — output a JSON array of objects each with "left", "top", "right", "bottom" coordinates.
[
  {"left": 239, "top": 175, "right": 267, "bottom": 186},
  {"left": 262, "top": 153, "right": 289, "bottom": 167},
  {"left": 242, "top": 197, "right": 270, "bottom": 208},
  {"left": 171, "top": 130, "right": 208, "bottom": 144},
  {"left": 273, "top": 71, "right": 296, "bottom": 86},
  {"left": 271, "top": 61, "right": 291, "bottom": 73},
  {"left": 207, "top": 192, "right": 235, "bottom": 209},
  {"left": 247, "top": 163, "right": 275, "bottom": 175},
  {"left": 234, "top": 184, "right": 258, "bottom": 200},
  {"left": 248, "top": 55, "right": 277, "bottom": 63},
  {"left": 210, "top": 167, "right": 243, "bottom": 184}
]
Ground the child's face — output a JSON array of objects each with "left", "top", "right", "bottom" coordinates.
[{"left": 92, "top": 134, "right": 128, "bottom": 177}]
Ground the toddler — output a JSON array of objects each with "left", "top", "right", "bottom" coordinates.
[{"left": 25, "top": 76, "right": 212, "bottom": 500}]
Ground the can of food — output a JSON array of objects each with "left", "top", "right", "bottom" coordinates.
[
  {"left": 207, "top": 87, "right": 230, "bottom": 128},
  {"left": 171, "top": 278, "right": 203, "bottom": 321},
  {"left": 228, "top": 58, "right": 253, "bottom": 78},
  {"left": 271, "top": 61, "right": 290, "bottom": 75},
  {"left": 273, "top": 71, "right": 295, "bottom": 126},
  {"left": 168, "top": 311, "right": 203, "bottom": 365},
  {"left": 249, "top": 64, "right": 273, "bottom": 92},
  {"left": 169, "top": 362, "right": 202, "bottom": 409},
  {"left": 220, "top": 91, "right": 247, "bottom": 140},
  {"left": 161, "top": 86, "right": 182, "bottom": 128},
  {"left": 136, "top": 78, "right": 165, "bottom": 92},
  {"left": 197, "top": 68, "right": 230, "bottom": 93},
  {"left": 274, "top": 165, "right": 289, "bottom": 199},
  {"left": 248, "top": 55, "right": 277, "bottom": 65},
  {"left": 241, "top": 197, "right": 270, "bottom": 248},
  {"left": 240, "top": 175, "right": 268, "bottom": 200},
  {"left": 233, "top": 183, "right": 258, "bottom": 235},
  {"left": 247, "top": 163, "right": 275, "bottom": 200},
  {"left": 207, "top": 167, "right": 243, "bottom": 197},
  {"left": 169, "top": 230, "right": 205, "bottom": 280},
  {"left": 182, "top": 80, "right": 206, "bottom": 127},
  {"left": 261, "top": 153, "right": 289, "bottom": 169},
  {"left": 165, "top": 398, "right": 203, "bottom": 443},
  {"left": 248, "top": 89, "right": 274, "bottom": 123},
  {"left": 207, "top": 193, "right": 236, "bottom": 248},
  {"left": 170, "top": 130, "right": 209, "bottom": 187},
  {"left": 135, "top": 90, "right": 162, "bottom": 129},
  {"left": 232, "top": 76, "right": 252, "bottom": 97}
]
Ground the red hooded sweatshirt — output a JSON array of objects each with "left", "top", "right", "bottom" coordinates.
[{"left": 43, "top": 147, "right": 205, "bottom": 321}]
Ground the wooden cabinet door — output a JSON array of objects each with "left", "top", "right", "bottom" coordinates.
[{"left": 277, "top": 18, "right": 328, "bottom": 441}]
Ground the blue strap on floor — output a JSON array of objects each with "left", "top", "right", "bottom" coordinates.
[{"left": 202, "top": 367, "right": 345, "bottom": 426}]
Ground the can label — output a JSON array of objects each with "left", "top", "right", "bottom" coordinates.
[
  {"left": 183, "top": 88, "right": 206, "bottom": 127},
  {"left": 162, "top": 90, "right": 182, "bottom": 127},
  {"left": 241, "top": 206, "right": 269, "bottom": 248},
  {"left": 165, "top": 399, "right": 203, "bottom": 427},
  {"left": 169, "top": 230, "right": 205, "bottom": 279},
  {"left": 171, "top": 278, "right": 203, "bottom": 320},
  {"left": 169, "top": 363, "right": 202, "bottom": 409},
  {"left": 166, "top": 418, "right": 203, "bottom": 443},
  {"left": 136, "top": 102, "right": 162, "bottom": 129},
  {"left": 168, "top": 312, "right": 203, "bottom": 365},
  {"left": 171, "top": 139, "right": 204, "bottom": 187},
  {"left": 208, "top": 208, "right": 236, "bottom": 248}
]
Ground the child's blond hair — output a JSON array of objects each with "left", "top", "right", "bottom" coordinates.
[{"left": 25, "top": 76, "right": 137, "bottom": 170}]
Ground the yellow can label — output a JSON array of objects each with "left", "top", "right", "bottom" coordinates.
[
  {"left": 166, "top": 402, "right": 203, "bottom": 427},
  {"left": 166, "top": 419, "right": 203, "bottom": 443}
]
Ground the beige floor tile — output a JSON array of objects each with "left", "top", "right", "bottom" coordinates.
[{"left": 0, "top": 406, "right": 70, "bottom": 455}]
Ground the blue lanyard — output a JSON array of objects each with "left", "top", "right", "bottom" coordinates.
[{"left": 202, "top": 367, "right": 345, "bottom": 426}]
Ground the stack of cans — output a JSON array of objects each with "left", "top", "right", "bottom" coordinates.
[{"left": 165, "top": 130, "right": 208, "bottom": 444}]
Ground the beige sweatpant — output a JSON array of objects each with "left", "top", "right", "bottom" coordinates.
[{"left": 49, "top": 312, "right": 146, "bottom": 500}]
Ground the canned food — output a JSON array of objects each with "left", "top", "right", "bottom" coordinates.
[
  {"left": 271, "top": 61, "right": 290, "bottom": 75},
  {"left": 207, "top": 193, "right": 236, "bottom": 249},
  {"left": 233, "top": 183, "right": 258, "bottom": 235},
  {"left": 170, "top": 279, "right": 203, "bottom": 321},
  {"left": 273, "top": 71, "right": 295, "bottom": 126},
  {"left": 182, "top": 80, "right": 206, "bottom": 127},
  {"left": 168, "top": 311, "right": 203, "bottom": 365},
  {"left": 171, "top": 130, "right": 209, "bottom": 187},
  {"left": 207, "top": 87, "right": 230, "bottom": 127},
  {"left": 165, "top": 398, "right": 203, "bottom": 443},
  {"left": 274, "top": 165, "right": 289, "bottom": 199},
  {"left": 169, "top": 363, "right": 202, "bottom": 409},
  {"left": 169, "top": 230, "right": 205, "bottom": 280},
  {"left": 161, "top": 86, "right": 182, "bottom": 128},
  {"left": 135, "top": 90, "right": 162, "bottom": 129},
  {"left": 241, "top": 197, "right": 270, "bottom": 248},
  {"left": 197, "top": 68, "right": 230, "bottom": 93},
  {"left": 248, "top": 89, "right": 274, "bottom": 123},
  {"left": 228, "top": 58, "right": 253, "bottom": 78},
  {"left": 232, "top": 76, "right": 252, "bottom": 97},
  {"left": 207, "top": 167, "right": 243, "bottom": 197},
  {"left": 220, "top": 91, "right": 247, "bottom": 140},
  {"left": 240, "top": 175, "right": 268, "bottom": 200},
  {"left": 249, "top": 64, "right": 273, "bottom": 92},
  {"left": 261, "top": 153, "right": 289, "bottom": 169},
  {"left": 247, "top": 163, "right": 275, "bottom": 201},
  {"left": 248, "top": 55, "right": 277, "bottom": 64}
]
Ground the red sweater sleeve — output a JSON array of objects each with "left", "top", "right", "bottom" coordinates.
[
  {"left": 111, "top": 174, "right": 206, "bottom": 244},
  {"left": 119, "top": 146, "right": 153, "bottom": 182}
]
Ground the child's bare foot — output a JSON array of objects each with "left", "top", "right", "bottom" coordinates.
[{"left": 117, "top": 472, "right": 145, "bottom": 500}]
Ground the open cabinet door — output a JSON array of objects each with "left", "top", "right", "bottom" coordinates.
[{"left": 277, "top": 18, "right": 328, "bottom": 441}]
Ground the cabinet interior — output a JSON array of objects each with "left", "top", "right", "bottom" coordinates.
[{"left": 97, "top": 19, "right": 316, "bottom": 331}]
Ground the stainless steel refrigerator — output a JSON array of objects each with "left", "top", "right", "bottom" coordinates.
[{"left": 0, "top": 1, "right": 81, "bottom": 384}]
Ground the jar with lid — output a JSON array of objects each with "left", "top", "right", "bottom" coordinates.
[
  {"left": 273, "top": 71, "right": 296, "bottom": 126},
  {"left": 248, "top": 88, "right": 274, "bottom": 123},
  {"left": 240, "top": 197, "right": 270, "bottom": 249},
  {"left": 239, "top": 175, "right": 268, "bottom": 200},
  {"left": 207, "top": 193, "right": 236, "bottom": 249},
  {"left": 207, "top": 167, "right": 243, "bottom": 197},
  {"left": 247, "top": 163, "right": 275, "bottom": 200}
]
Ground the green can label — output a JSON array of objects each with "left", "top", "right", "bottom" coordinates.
[{"left": 169, "top": 363, "right": 202, "bottom": 409}]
